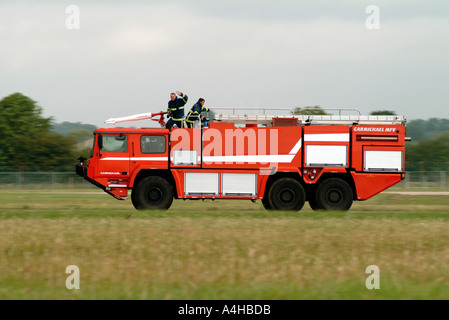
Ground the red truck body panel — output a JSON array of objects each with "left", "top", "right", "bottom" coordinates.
[{"left": 77, "top": 120, "right": 406, "bottom": 207}]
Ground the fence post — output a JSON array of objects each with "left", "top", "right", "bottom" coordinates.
[
  {"left": 16, "top": 168, "right": 23, "bottom": 189},
  {"left": 422, "top": 172, "right": 427, "bottom": 189},
  {"left": 419, "top": 162, "right": 425, "bottom": 188},
  {"left": 16, "top": 171, "right": 20, "bottom": 189},
  {"left": 404, "top": 172, "right": 410, "bottom": 189},
  {"left": 441, "top": 171, "right": 446, "bottom": 189}
]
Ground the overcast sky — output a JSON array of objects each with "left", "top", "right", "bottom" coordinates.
[{"left": 1, "top": 0, "right": 448, "bottom": 128}]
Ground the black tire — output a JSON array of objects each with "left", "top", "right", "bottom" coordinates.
[
  {"left": 268, "top": 178, "right": 306, "bottom": 211},
  {"left": 262, "top": 196, "right": 272, "bottom": 210},
  {"left": 131, "top": 176, "right": 173, "bottom": 210},
  {"left": 315, "top": 178, "right": 353, "bottom": 211}
]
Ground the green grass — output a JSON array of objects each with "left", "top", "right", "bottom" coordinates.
[{"left": 0, "top": 190, "right": 449, "bottom": 299}]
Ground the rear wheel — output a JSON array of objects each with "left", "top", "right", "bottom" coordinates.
[
  {"left": 268, "top": 178, "right": 306, "bottom": 211},
  {"left": 131, "top": 176, "right": 173, "bottom": 210},
  {"left": 315, "top": 178, "right": 353, "bottom": 211}
]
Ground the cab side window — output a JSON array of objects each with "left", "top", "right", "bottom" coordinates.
[
  {"left": 141, "top": 135, "right": 166, "bottom": 154},
  {"left": 102, "top": 135, "right": 128, "bottom": 153}
]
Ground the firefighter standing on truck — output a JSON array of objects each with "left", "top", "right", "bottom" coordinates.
[
  {"left": 185, "top": 98, "right": 210, "bottom": 128},
  {"left": 166, "top": 91, "right": 188, "bottom": 129}
]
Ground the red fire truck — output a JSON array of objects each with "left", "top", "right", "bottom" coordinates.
[{"left": 76, "top": 109, "right": 407, "bottom": 211}]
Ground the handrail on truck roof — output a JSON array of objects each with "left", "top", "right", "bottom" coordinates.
[{"left": 210, "top": 107, "right": 362, "bottom": 116}]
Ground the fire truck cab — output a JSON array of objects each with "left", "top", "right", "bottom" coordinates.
[{"left": 76, "top": 110, "right": 407, "bottom": 211}]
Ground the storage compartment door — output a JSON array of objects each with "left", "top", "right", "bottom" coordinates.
[
  {"left": 222, "top": 173, "right": 257, "bottom": 196},
  {"left": 364, "top": 150, "right": 403, "bottom": 172},
  {"left": 173, "top": 150, "right": 198, "bottom": 166},
  {"left": 185, "top": 172, "right": 219, "bottom": 196},
  {"left": 305, "top": 145, "right": 347, "bottom": 167}
]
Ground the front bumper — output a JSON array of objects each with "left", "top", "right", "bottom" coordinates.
[{"left": 75, "top": 164, "right": 127, "bottom": 200}]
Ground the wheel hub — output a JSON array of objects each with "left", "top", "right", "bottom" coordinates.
[
  {"left": 146, "top": 187, "right": 163, "bottom": 204},
  {"left": 327, "top": 189, "right": 343, "bottom": 204},
  {"left": 279, "top": 188, "right": 294, "bottom": 203}
]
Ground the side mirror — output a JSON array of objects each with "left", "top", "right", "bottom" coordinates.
[
  {"left": 116, "top": 134, "right": 126, "bottom": 141},
  {"left": 98, "top": 134, "right": 103, "bottom": 149}
]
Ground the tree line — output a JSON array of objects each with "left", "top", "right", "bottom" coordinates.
[{"left": 0, "top": 93, "right": 93, "bottom": 170}]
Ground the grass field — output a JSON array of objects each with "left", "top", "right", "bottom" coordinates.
[{"left": 0, "top": 189, "right": 449, "bottom": 299}]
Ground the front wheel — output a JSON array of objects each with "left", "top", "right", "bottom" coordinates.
[
  {"left": 131, "top": 176, "right": 174, "bottom": 210},
  {"left": 315, "top": 178, "right": 353, "bottom": 211},
  {"left": 268, "top": 178, "right": 306, "bottom": 211},
  {"left": 262, "top": 197, "right": 272, "bottom": 210}
]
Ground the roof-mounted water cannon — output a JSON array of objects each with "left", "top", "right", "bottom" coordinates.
[{"left": 105, "top": 111, "right": 167, "bottom": 127}]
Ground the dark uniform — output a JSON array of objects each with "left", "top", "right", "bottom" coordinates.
[
  {"left": 166, "top": 92, "right": 188, "bottom": 129},
  {"left": 185, "top": 102, "right": 210, "bottom": 128}
]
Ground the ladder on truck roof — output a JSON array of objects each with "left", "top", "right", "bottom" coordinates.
[{"left": 210, "top": 108, "right": 407, "bottom": 126}]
